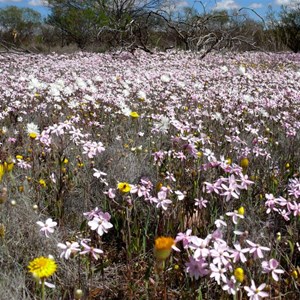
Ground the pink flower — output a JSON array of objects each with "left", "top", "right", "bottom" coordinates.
[
  {"left": 194, "top": 197, "right": 208, "bottom": 209},
  {"left": 210, "top": 241, "right": 230, "bottom": 266},
  {"left": 57, "top": 241, "right": 80, "bottom": 259},
  {"left": 175, "top": 229, "right": 192, "bottom": 249},
  {"left": 244, "top": 280, "right": 268, "bottom": 299},
  {"left": 226, "top": 210, "right": 244, "bottom": 224},
  {"left": 222, "top": 276, "right": 238, "bottom": 295},
  {"left": 36, "top": 218, "right": 57, "bottom": 238},
  {"left": 230, "top": 243, "right": 249, "bottom": 263},
  {"left": 80, "top": 240, "right": 103, "bottom": 260},
  {"left": 246, "top": 240, "right": 270, "bottom": 259},
  {"left": 190, "top": 236, "right": 210, "bottom": 258},
  {"left": 88, "top": 212, "right": 113, "bottom": 236},
  {"left": 221, "top": 175, "right": 240, "bottom": 201},
  {"left": 151, "top": 189, "right": 172, "bottom": 210},
  {"left": 261, "top": 259, "right": 284, "bottom": 281},
  {"left": 185, "top": 257, "right": 209, "bottom": 280}
]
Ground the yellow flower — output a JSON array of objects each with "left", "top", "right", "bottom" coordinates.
[
  {"left": 28, "top": 256, "right": 57, "bottom": 279},
  {"left": 130, "top": 111, "right": 139, "bottom": 118},
  {"left": 39, "top": 179, "right": 47, "bottom": 188},
  {"left": 16, "top": 155, "right": 23, "bottom": 160},
  {"left": 234, "top": 267, "right": 245, "bottom": 283},
  {"left": 238, "top": 206, "right": 245, "bottom": 215},
  {"left": 117, "top": 182, "right": 131, "bottom": 193},
  {"left": 154, "top": 237, "right": 175, "bottom": 261}
]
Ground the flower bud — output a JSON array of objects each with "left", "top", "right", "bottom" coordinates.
[
  {"left": 74, "top": 289, "right": 83, "bottom": 299},
  {"left": 234, "top": 267, "right": 245, "bottom": 283}
]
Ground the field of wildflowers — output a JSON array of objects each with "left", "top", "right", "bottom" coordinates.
[{"left": 0, "top": 50, "right": 299, "bottom": 299}]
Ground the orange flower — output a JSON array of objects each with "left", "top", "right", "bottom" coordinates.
[{"left": 154, "top": 237, "right": 175, "bottom": 261}]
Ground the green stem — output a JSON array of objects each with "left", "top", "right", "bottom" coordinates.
[{"left": 41, "top": 278, "right": 45, "bottom": 300}]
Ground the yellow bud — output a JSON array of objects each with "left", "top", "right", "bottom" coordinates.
[
  {"left": 238, "top": 206, "right": 245, "bottom": 216},
  {"left": 74, "top": 289, "right": 83, "bottom": 299},
  {"left": 226, "top": 158, "right": 232, "bottom": 165},
  {"left": 0, "top": 223, "right": 5, "bottom": 238},
  {"left": 276, "top": 232, "right": 281, "bottom": 241},
  {"left": 285, "top": 163, "right": 290, "bottom": 169},
  {"left": 4, "top": 161, "right": 14, "bottom": 172},
  {"left": 291, "top": 270, "right": 298, "bottom": 279},
  {"left": 156, "top": 182, "right": 163, "bottom": 192},
  {"left": 0, "top": 187, "right": 7, "bottom": 204},
  {"left": 197, "top": 151, "right": 203, "bottom": 158},
  {"left": 0, "top": 164, "right": 5, "bottom": 182},
  {"left": 240, "top": 157, "right": 249, "bottom": 169},
  {"left": 234, "top": 268, "right": 245, "bottom": 283}
]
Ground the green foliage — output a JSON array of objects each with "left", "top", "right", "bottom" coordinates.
[
  {"left": 277, "top": 4, "right": 300, "bottom": 53},
  {"left": 0, "top": 6, "right": 41, "bottom": 33}
]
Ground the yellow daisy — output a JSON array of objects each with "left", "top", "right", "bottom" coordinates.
[
  {"left": 28, "top": 256, "right": 57, "bottom": 279},
  {"left": 117, "top": 182, "right": 131, "bottom": 193}
]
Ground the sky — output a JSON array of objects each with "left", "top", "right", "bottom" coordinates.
[{"left": 0, "top": 0, "right": 299, "bottom": 19}]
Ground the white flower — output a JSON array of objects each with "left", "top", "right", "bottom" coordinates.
[
  {"left": 137, "top": 90, "right": 146, "bottom": 100},
  {"left": 210, "top": 263, "right": 227, "bottom": 285},
  {"left": 27, "top": 122, "right": 40, "bottom": 136},
  {"left": 36, "top": 218, "right": 57, "bottom": 238},
  {"left": 123, "top": 89, "right": 130, "bottom": 97},
  {"left": 119, "top": 102, "right": 132, "bottom": 116},
  {"left": 153, "top": 116, "right": 170, "bottom": 133},
  {"left": 160, "top": 74, "right": 171, "bottom": 83},
  {"left": 93, "top": 168, "right": 107, "bottom": 178},
  {"left": 238, "top": 65, "right": 246, "bottom": 76},
  {"left": 221, "top": 66, "right": 229, "bottom": 73},
  {"left": 175, "top": 190, "right": 185, "bottom": 200},
  {"left": 93, "top": 168, "right": 108, "bottom": 185}
]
